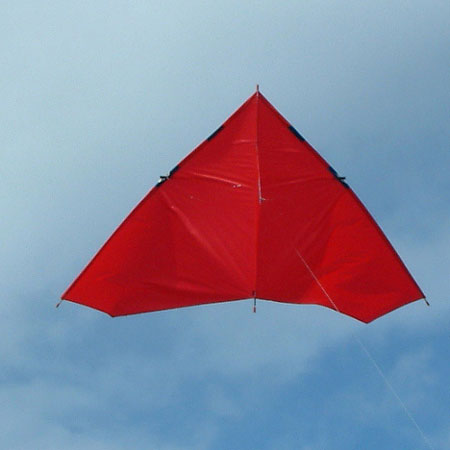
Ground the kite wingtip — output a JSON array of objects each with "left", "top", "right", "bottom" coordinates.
[
  {"left": 56, "top": 299, "right": 63, "bottom": 308},
  {"left": 424, "top": 297, "right": 430, "bottom": 306},
  {"left": 256, "top": 84, "right": 259, "bottom": 93}
]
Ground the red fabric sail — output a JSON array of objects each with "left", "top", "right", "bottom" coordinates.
[{"left": 62, "top": 91, "right": 424, "bottom": 322}]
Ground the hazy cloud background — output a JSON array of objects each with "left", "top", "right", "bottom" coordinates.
[{"left": 1, "top": 1, "right": 449, "bottom": 449}]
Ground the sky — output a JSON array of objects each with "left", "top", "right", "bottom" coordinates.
[{"left": 1, "top": 1, "right": 449, "bottom": 449}]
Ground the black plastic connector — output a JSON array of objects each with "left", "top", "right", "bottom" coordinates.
[
  {"left": 328, "top": 166, "right": 349, "bottom": 188},
  {"left": 169, "top": 165, "right": 180, "bottom": 177},
  {"left": 207, "top": 125, "right": 224, "bottom": 141},
  {"left": 155, "top": 165, "right": 181, "bottom": 187},
  {"left": 288, "top": 125, "right": 305, "bottom": 142}
]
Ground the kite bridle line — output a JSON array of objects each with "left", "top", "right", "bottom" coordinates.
[{"left": 294, "top": 248, "right": 435, "bottom": 450}]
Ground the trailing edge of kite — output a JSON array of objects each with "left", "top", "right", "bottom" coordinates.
[{"left": 61, "top": 88, "right": 425, "bottom": 322}]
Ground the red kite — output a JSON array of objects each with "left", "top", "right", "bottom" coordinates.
[{"left": 61, "top": 89, "right": 425, "bottom": 322}]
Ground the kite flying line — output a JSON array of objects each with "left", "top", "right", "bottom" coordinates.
[{"left": 294, "top": 248, "right": 435, "bottom": 450}]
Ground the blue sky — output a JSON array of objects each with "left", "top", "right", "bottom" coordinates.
[{"left": 1, "top": 1, "right": 449, "bottom": 449}]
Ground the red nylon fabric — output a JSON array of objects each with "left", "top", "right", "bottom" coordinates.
[{"left": 62, "top": 91, "right": 424, "bottom": 322}]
